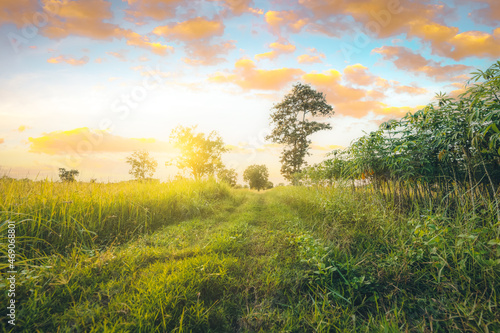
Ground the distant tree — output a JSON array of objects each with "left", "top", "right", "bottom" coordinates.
[
  {"left": 243, "top": 165, "right": 269, "bottom": 191},
  {"left": 266, "top": 83, "right": 334, "bottom": 183},
  {"left": 59, "top": 168, "right": 79, "bottom": 182},
  {"left": 126, "top": 150, "right": 158, "bottom": 180},
  {"left": 218, "top": 167, "right": 237, "bottom": 187},
  {"left": 168, "top": 125, "right": 228, "bottom": 179},
  {"left": 266, "top": 181, "right": 274, "bottom": 189}
]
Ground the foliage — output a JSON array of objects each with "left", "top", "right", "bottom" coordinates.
[
  {"left": 217, "top": 167, "right": 237, "bottom": 187},
  {"left": 305, "top": 61, "right": 500, "bottom": 216},
  {"left": 266, "top": 83, "right": 334, "bottom": 182},
  {"left": 169, "top": 125, "right": 228, "bottom": 179},
  {"left": 243, "top": 164, "right": 269, "bottom": 191},
  {"left": 58, "top": 168, "right": 79, "bottom": 182},
  {"left": 125, "top": 150, "right": 158, "bottom": 180}
]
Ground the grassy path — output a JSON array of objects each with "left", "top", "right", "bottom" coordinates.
[
  {"left": 7, "top": 187, "right": 500, "bottom": 332},
  {"left": 13, "top": 191, "right": 334, "bottom": 332}
]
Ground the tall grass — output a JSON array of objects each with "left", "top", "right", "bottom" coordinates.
[
  {"left": 271, "top": 185, "right": 500, "bottom": 331},
  {"left": 0, "top": 178, "right": 231, "bottom": 264}
]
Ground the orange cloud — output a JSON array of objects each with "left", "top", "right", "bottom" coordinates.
[
  {"left": 343, "top": 64, "right": 377, "bottom": 86},
  {"left": 303, "top": 68, "right": 422, "bottom": 118},
  {"left": 0, "top": 0, "right": 170, "bottom": 55},
  {"left": 47, "top": 55, "right": 89, "bottom": 66},
  {"left": 407, "top": 20, "right": 500, "bottom": 60},
  {"left": 40, "top": 0, "right": 120, "bottom": 40},
  {"left": 298, "top": 0, "right": 434, "bottom": 38},
  {"left": 210, "top": 58, "right": 304, "bottom": 90},
  {"left": 122, "top": 30, "right": 173, "bottom": 56},
  {"left": 208, "top": 0, "right": 261, "bottom": 16},
  {"left": 28, "top": 128, "right": 173, "bottom": 155},
  {"left": 0, "top": 138, "right": 4, "bottom": 144},
  {"left": 0, "top": 0, "right": 40, "bottom": 28},
  {"left": 255, "top": 42, "right": 296, "bottom": 60},
  {"left": 298, "top": 0, "right": 499, "bottom": 60},
  {"left": 394, "top": 84, "right": 428, "bottom": 95},
  {"left": 265, "top": 10, "right": 308, "bottom": 35},
  {"left": 372, "top": 46, "right": 473, "bottom": 81},
  {"left": 297, "top": 53, "right": 325, "bottom": 64},
  {"left": 153, "top": 17, "right": 224, "bottom": 41},
  {"left": 310, "top": 144, "right": 344, "bottom": 151},
  {"left": 123, "top": 0, "right": 182, "bottom": 21}
]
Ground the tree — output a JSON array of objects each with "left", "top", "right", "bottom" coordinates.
[
  {"left": 218, "top": 167, "right": 238, "bottom": 187},
  {"left": 126, "top": 150, "right": 158, "bottom": 180},
  {"left": 266, "top": 83, "right": 334, "bottom": 182},
  {"left": 243, "top": 165, "right": 269, "bottom": 191},
  {"left": 168, "top": 125, "right": 228, "bottom": 179},
  {"left": 59, "top": 168, "right": 79, "bottom": 182}
]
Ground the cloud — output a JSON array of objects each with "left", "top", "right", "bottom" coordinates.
[
  {"left": 407, "top": 20, "right": 500, "bottom": 61},
  {"left": 106, "top": 50, "right": 128, "bottom": 62},
  {"left": 0, "top": 138, "right": 4, "bottom": 144},
  {"left": 153, "top": 17, "right": 224, "bottom": 41},
  {"left": 461, "top": 0, "right": 500, "bottom": 26},
  {"left": 208, "top": 0, "right": 261, "bottom": 16},
  {"left": 310, "top": 144, "right": 344, "bottom": 151},
  {"left": 0, "top": 0, "right": 171, "bottom": 55},
  {"left": 28, "top": 127, "right": 173, "bottom": 155},
  {"left": 343, "top": 64, "right": 377, "bottom": 86},
  {"left": 393, "top": 84, "right": 428, "bottom": 95},
  {"left": 255, "top": 42, "right": 296, "bottom": 60},
  {"left": 123, "top": 0, "right": 183, "bottom": 22},
  {"left": 372, "top": 46, "right": 473, "bottom": 81},
  {"left": 265, "top": 10, "right": 308, "bottom": 35},
  {"left": 303, "top": 69, "right": 384, "bottom": 117},
  {"left": 183, "top": 40, "right": 236, "bottom": 66},
  {"left": 297, "top": 54, "right": 320, "bottom": 64},
  {"left": 47, "top": 55, "right": 89, "bottom": 66},
  {"left": 210, "top": 58, "right": 304, "bottom": 91},
  {"left": 297, "top": 0, "right": 499, "bottom": 60},
  {"left": 121, "top": 30, "right": 173, "bottom": 55},
  {"left": 0, "top": 0, "right": 40, "bottom": 28},
  {"left": 17, "top": 125, "right": 30, "bottom": 132},
  {"left": 40, "top": 0, "right": 120, "bottom": 40}
]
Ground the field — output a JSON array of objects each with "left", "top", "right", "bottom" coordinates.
[{"left": 1, "top": 178, "right": 499, "bottom": 332}]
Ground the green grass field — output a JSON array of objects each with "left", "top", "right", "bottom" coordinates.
[{"left": 1, "top": 179, "right": 499, "bottom": 332}]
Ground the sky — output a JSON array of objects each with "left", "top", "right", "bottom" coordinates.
[{"left": 0, "top": 0, "right": 499, "bottom": 184}]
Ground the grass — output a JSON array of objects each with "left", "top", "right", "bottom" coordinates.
[{"left": 1, "top": 179, "right": 499, "bottom": 332}]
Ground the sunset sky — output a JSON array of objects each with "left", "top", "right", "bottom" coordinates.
[{"left": 1, "top": 0, "right": 499, "bottom": 183}]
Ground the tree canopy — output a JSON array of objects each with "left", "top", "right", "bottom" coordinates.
[
  {"left": 59, "top": 168, "right": 79, "bottom": 182},
  {"left": 217, "top": 167, "right": 238, "bottom": 187},
  {"left": 169, "top": 125, "right": 228, "bottom": 179},
  {"left": 126, "top": 150, "right": 158, "bottom": 180},
  {"left": 266, "top": 83, "right": 334, "bottom": 182},
  {"left": 243, "top": 164, "right": 270, "bottom": 191}
]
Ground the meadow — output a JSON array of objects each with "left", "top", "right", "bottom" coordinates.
[{"left": 1, "top": 177, "right": 499, "bottom": 332}]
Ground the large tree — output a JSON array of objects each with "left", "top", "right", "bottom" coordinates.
[
  {"left": 169, "top": 125, "right": 228, "bottom": 179},
  {"left": 243, "top": 164, "right": 269, "bottom": 191},
  {"left": 126, "top": 150, "right": 158, "bottom": 180},
  {"left": 59, "top": 168, "right": 79, "bottom": 182},
  {"left": 266, "top": 83, "right": 334, "bottom": 182},
  {"left": 217, "top": 167, "right": 238, "bottom": 187}
]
